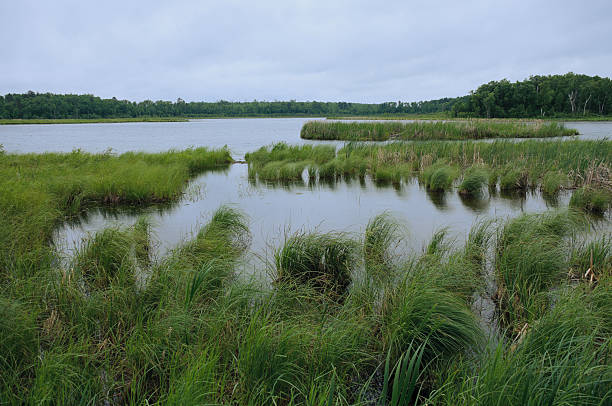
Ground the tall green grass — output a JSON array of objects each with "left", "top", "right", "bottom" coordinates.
[
  {"left": 246, "top": 140, "right": 611, "bottom": 213},
  {"left": 273, "top": 231, "right": 358, "bottom": 298},
  {"left": 301, "top": 120, "right": 578, "bottom": 141},
  {"left": 1, "top": 140, "right": 610, "bottom": 405},
  {"left": 363, "top": 213, "right": 401, "bottom": 281},
  {"left": 0, "top": 147, "right": 232, "bottom": 274},
  {"left": 494, "top": 210, "right": 586, "bottom": 331},
  {"left": 426, "top": 280, "right": 612, "bottom": 405},
  {"left": 570, "top": 186, "right": 612, "bottom": 214}
]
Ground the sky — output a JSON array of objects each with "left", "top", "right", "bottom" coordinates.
[{"left": 1, "top": 0, "right": 611, "bottom": 103}]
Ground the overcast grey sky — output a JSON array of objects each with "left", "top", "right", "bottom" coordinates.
[{"left": 1, "top": 0, "right": 611, "bottom": 103}]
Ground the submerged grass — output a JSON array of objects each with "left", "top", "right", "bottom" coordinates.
[{"left": 300, "top": 120, "right": 578, "bottom": 141}]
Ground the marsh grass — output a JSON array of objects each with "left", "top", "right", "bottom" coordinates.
[
  {"left": 499, "top": 167, "right": 529, "bottom": 191},
  {"left": 421, "top": 163, "right": 458, "bottom": 191},
  {"left": 570, "top": 186, "right": 612, "bottom": 214},
  {"left": 0, "top": 147, "right": 232, "bottom": 273},
  {"left": 541, "top": 171, "right": 569, "bottom": 196},
  {"left": 246, "top": 140, "right": 612, "bottom": 214},
  {"left": 1, "top": 139, "right": 610, "bottom": 405},
  {"left": 274, "top": 232, "right": 358, "bottom": 298},
  {"left": 458, "top": 166, "right": 489, "bottom": 196},
  {"left": 427, "top": 281, "right": 612, "bottom": 405},
  {"left": 494, "top": 210, "right": 587, "bottom": 331},
  {"left": 364, "top": 213, "right": 401, "bottom": 281},
  {"left": 300, "top": 120, "right": 578, "bottom": 141}
]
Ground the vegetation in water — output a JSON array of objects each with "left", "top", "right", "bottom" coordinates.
[
  {"left": 458, "top": 166, "right": 489, "bottom": 196},
  {"left": 0, "top": 144, "right": 610, "bottom": 404},
  {"left": 0, "top": 147, "right": 232, "bottom": 271},
  {"left": 300, "top": 120, "right": 578, "bottom": 141},
  {"left": 246, "top": 139, "right": 612, "bottom": 213},
  {"left": 570, "top": 186, "right": 612, "bottom": 214}
]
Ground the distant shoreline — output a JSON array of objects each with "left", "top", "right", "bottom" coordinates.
[
  {"left": 0, "top": 117, "right": 188, "bottom": 125},
  {"left": 2, "top": 114, "right": 612, "bottom": 125}
]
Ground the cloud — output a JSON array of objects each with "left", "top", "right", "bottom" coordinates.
[{"left": 1, "top": 0, "right": 611, "bottom": 102}]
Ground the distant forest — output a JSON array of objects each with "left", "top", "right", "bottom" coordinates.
[{"left": 1, "top": 73, "right": 610, "bottom": 119}]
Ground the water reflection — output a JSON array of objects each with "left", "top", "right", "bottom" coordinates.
[
  {"left": 458, "top": 193, "right": 490, "bottom": 213},
  {"left": 425, "top": 189, "right": 449, "bottom": 210},
  {"left": 54, "top": 164, "right": 592, "bottom": 267}
]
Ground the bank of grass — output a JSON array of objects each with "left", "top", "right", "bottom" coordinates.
[
  {"left": 0, "top": 147, "right": 232, "bottom": 273},
  {"left": 246, "top": 139, "right": 612, "bottom": 211},
  {"left": 0, "top": 117, "right": 188, "bottom": 125},
  {"left": 494, "top": 210, "right": 587, "bottom": 332},
  {"left": 300, "top": 120, "right": 578, "bottom": 141},
  {"left": 1, "top": 142, "right": 611, "bottom": 404},
  {"left": 1, "top": 193, "right": 610, "bottom": 404}
]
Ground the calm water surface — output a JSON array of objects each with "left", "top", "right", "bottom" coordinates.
[
  {"left": 53, "top": 164, "right": 594, "bottom": 274},
  {"left": 1, "top": 118, "right": 608, "bottom": 268},
  {"left": 1, "top": 119, "right": 610, "bottom": 159}
]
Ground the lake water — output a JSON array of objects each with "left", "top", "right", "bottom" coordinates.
[
  {"left": 1, "top": 119, "right": 610, "bottom": 159},
  {"left": 2, "top": 118, "right": 610, "bottom": 268},
  {"left": 53, "top": 164, "right": 585, "bottom": 272}
]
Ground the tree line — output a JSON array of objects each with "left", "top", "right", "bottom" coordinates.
[
  {"left": 452, "top": 73, "right": 612, "bottom": 118},
  {"left": 1, "top": 73, "right": 610, "bottom": 119},
  {"left": 0, "top": 93, "right": 451, "bottom": 119}
]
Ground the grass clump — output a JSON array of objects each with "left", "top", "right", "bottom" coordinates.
[
  {"left": 381, "top": 275, "right": 484, "bottom": 372},
  {"left": 499, "top": 167, "right": 529, "bottom": 190},
  {"left": 494, "top": 210, "right": 585, "bottom": 330},
  {"left": 458, "top": 166, "right": 489, "bottom": 196},
  {"left": 166, "top": 205, "right": 250, "bottom": 274},
  {"left": 301, "top": 120, "right": 577, "bottom": 141},
  {"left": 570, "top": 186, "right": 612, "bottom": 214},
  {"left": 541, "top": 171, "right": 568, "bottom": 195},
  {"left": 73, "top": 226, "right": 138, "bottom": 289},
  {"left": 274, "top": 232, "right": 358, "bottom": 298},
  {"left": 364, "top": 213, "right": 401, "bottom": 281},
  {"left": 421, "top": 162, "right": 458, "bottom": 191}
]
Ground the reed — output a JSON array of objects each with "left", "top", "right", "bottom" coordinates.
[
  {"left": 300, "top": 120, "right": 578, "bottom": 141},
  {"left": 246, "top": 140, "right": 612, "bottom": 214}
]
